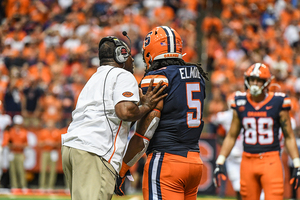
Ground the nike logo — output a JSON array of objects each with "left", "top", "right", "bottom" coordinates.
[{"left": 266, "top": 106, "right": 273, "bottom": 110}]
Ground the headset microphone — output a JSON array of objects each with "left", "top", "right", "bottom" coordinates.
[{"left": 122, "top": 31, "right": 131, "bottom": 52}]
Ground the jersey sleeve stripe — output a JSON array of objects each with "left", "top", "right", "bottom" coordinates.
[
  {"left": 283, "top": 98, "right": 291, "bottom": 107},
  {"left": 141, "top": 82, "right": 169, "bottom": 88},
  {"left": 141, "top": 75, "right": 169, "bottom": 88},
  {"left": 142, "top": 75, "right": 168, "bottom": 80}
]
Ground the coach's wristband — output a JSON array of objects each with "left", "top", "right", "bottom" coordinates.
[
  {"left": 216, "top": 155, "right": 226, "bottom": 165},
  {"left": 293, "top": 158, "right": 300, "bottom": 168}
]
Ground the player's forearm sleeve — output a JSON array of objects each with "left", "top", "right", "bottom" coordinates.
[{"left": 126, "top": 117, "right": 160, "bottom": 167}]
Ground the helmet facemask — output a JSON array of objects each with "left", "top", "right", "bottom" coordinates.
[{"left": 244, "top": 76, "right": 272, "bottom": 96}]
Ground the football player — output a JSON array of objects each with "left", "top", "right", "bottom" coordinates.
[
  {"left": 115, "top": 26, "right": 209, "bottom": 199},
  {"left": 214, "top": 63, "right": 300, "bottom": 200}
]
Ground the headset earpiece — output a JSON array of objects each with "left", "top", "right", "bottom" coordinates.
[
  {"left": 98, "top": 36, "right": 129, "bottom": 64},
  {"left": 114, "top": 45, "right": 129, "bottom": 64}
]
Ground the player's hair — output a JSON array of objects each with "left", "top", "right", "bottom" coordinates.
[
  {"left": 146, "top": 58, "right": 209, "bottom": 81},
  {"left": 99, "top": 40, "right": 115, "bottom": 64}
]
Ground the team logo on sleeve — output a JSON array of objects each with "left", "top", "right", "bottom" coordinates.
[
  {"left": 239, "top": 106, "right": 245, "bottom": 112},
  {"left": 122, "top": 92, "right": 134, "bottom": 97}
]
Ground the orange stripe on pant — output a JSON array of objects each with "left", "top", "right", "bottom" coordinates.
[
  {"left": 240, "top": 151, "right": 284, "bottom": 200},
  {"left": 142, "top": 152, "right": 203, "bottom": 200}
]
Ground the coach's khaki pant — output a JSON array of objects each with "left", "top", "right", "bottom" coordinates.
[
  {"left": 39, "top": 151, "right": 57, "bottom": 189},
  {"left": 9, "top": 153, "right": 27, "bottom": 188},
  {"left": 62, "top": 146, "right": 116, "bottom": 200}
]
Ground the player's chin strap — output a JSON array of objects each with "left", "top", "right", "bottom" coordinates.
[
  {"left": 244, "top": 76, "right": 273, "bottom": 96},
  {"left": 126, "top": 115, "right": 160, "bottom": 167}
]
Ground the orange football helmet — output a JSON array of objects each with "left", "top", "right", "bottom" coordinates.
[
  {"left": 244, "top": 63, "right": 273, "bottom": 96},
  {"left": 142, "top": 26, "right": 183, "bottom": 68}
]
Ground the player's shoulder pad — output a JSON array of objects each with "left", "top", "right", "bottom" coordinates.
[
  {"left": 230, "top": 91, "right": 246, "bottom": 108},
  {"left": 235, "top": 91, "right": 246, "bottom": 97},
  {"left": 273, "top": 92, "right": 291, "bottom": 108},
  {"left": 140, "top": 74, "right": 169, "bottom": 89}
]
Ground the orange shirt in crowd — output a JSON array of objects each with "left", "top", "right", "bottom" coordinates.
[
  {"left": 233, "top": 3, "right": 249, "bottom": 16},
  {"left": 39, "top": 128, "right": 61, "bottom": 151},
  {"left": 6, "top": 31, "right": 27, "bottom": 41},
  {"left": 280, "top": 9, "right": 293, "bottom": 29},
  {"left": 28, "top": 64, "right": 52, "bottom": 85},
  {"left": 181, "top": 0, "right": 198, "bottom": 12},
  {"left": 154, "top": 6, "right": 175, "bottom": 25},
  {"left": 45, "top": 49, "right": 57, "bottom": 66},
  {"left": 182, "top": 46, "right": 197, "bottom": 63},
  {"left": 5, "top": 0, "right": 30, "bottom": 18},
  {"left": 4, "top": 127, "right": 28, "bottom": 153},
  {"left": 202, "top": 16, "right": 223, "bottom": 34},
  {"left": 221, "top": 5, "right": 232, "bottom": 20},
  {"left": 222, "top": 0, "right": 234, "bottom": 6},
  {"left": 40, "top": 94, "right": 62, "bottom": 123}
]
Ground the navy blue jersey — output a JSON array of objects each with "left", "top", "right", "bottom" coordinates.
[
  {"left": 140, "top": 65, "right": 206, "bottom": 157},
  {"left": 231, "top": 91, "right": 291, "bottom": 154}
]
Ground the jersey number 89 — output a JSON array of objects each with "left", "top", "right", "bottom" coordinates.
[{"left": 243, "top": 117, "right": 274, "bottom": 145}]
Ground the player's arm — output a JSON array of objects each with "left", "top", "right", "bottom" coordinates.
[
  {"left": 123, "top": 100, "right": 163, "bottom": 165},
  {"left": 281, "top": 110, "right": 299, "bottom": 160},
  {"left": 214, "top": 109, "right": 241, "bottom": 187},
  {"left": 114, "top": 100, "right": 163, "bottom": 196},
  {"left": 115, "top": 79, "right": 167, "bottom": 122},
  {"left": 280, "top": 110, "right": 300, "bottom": 189},
  {"left": 218, "top": 109, "right": 242, "bottom": 160}
]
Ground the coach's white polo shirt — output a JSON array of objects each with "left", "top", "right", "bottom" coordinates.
[{"left": 62, "top": 65, "right": 139, "bottom": 173}]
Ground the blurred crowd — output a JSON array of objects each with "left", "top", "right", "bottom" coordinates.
[{"left": 0, "top": 0, "right": 300, "bottom": 194}]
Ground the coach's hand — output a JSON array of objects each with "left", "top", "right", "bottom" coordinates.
[
  {"left": 213, "top": 164, "right": 227, "bottom": 187},
  {"left": 290, "top": 167, "right": 300, "bottom": 189},
  {"left": 114, "top": 170, "right": 134, "bottom": 196},
  {"left": 140, "top": 79, "right": 167, "bottom": 111}
]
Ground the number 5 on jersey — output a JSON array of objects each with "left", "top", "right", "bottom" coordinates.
[{"left": 186, "top": 83, "right": 202, "bottom": 128}]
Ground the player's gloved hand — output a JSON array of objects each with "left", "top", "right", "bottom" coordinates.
[
  {"left": 114, "top": 170, "right": 134, "bottom": 196},
  {"left": 213, "top": 164, "right": 227, "bottom": 187},
  {"left": 290, "top": 167, "right": 300, "bottom": 189}
]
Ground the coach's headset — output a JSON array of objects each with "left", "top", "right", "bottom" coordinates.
[{"left": 98, "top": 36, "right": 129, "bottom": 64}]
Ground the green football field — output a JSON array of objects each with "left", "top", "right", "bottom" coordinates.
[
  {"left": 0, "top": 194, "right": 237, "bottom": 200},
  {"left": 0, "top": 194, "right": 297, "bottom": 200}
]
